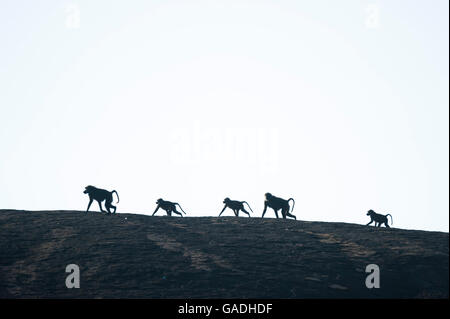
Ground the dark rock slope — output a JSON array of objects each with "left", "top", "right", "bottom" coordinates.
[{"left": 0, "top": 210, "right": 447, "bottom": 298}]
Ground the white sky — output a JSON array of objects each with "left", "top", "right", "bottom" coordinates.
[{"left": 0, "top": 0, "right": 448, "bottom": 232}]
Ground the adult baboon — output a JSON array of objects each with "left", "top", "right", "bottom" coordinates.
[
  {"left": 83, "top": 185, "right": 119, "bottom": 214},
  {"left": 366, "top": 210, "right": 393, "bottom": 228},
  {"left": 219, "top": 197, "right": 253, "bottom": 217},
  {"left": 262, "top": 193, "right": 296, "bottom": 220},
  {"left": 153, "top": 198, "right": 186, "bottom": 217}
]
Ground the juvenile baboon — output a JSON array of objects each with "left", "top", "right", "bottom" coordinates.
[
  {"left": 153, "top": 198, "right": 186, "bottom": 217},
  {"left": 83, "top": 185, "right": 119, "bottom": 214},
  {"left": 262, "top": 193, "right": 296, "bottom": 220},
  {"left": 366, "top": 209, "right": 393, "bottom": 228},
  {"left": 219, "top": 197, "right": 253, "bottom": 217}
]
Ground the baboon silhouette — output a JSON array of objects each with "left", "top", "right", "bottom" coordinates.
[
  {"left": 366, "top": 209, "right": 393, "bottom": 228},
  {"left": 262, "top": 193, "right": 296, "bottom": 220},
  {"left": 219, "top": 198, "right": 253, "bottom": 217},
  {"left": 153, "top": 198, "right": 186, "bottom": 217},
  {"left": 83, "top": 185, "right": 119, "bottom": 214}
]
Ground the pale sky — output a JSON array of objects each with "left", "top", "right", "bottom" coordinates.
[{"left": 0, "top": 0, "right": 448, "bottom": 232}]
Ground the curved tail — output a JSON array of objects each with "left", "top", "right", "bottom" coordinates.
[
  {"left": 242, "top": 201, "right": 253, "bottom": 213},
  {"left": 175, "top": 203, "right": 186, "bottom": 214},
  {"left": 288, "top": 198, "right": 295, "bottom": 213},
  {"left": 112, "top": 190, "right": 120, "bottom": 203},
  {"left": 386, "top": 214, "right": 393, "bottom": 225}
]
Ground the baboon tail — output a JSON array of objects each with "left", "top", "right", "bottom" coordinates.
[
  {"left": 112, "top": 190, "right": 120, "bottom": 203},
  {"left": 386, "top": 214, "right": 393, "bottom": 225},
  {"left": 243, "top": 201, "right": 253, "bottom": 213},
  {"left": 176, "top": 203, "right": 186, "bottom": 214},
  {"left": 288, "top": 198, "right": 295, "bottom": 212}
]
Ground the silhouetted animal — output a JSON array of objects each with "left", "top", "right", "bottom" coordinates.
[
  {"left": 262, "top": 193, "right": 296, "bottom": 220},
  {"left": 84, "top": 185, "right": 119, "bottom": 214},
  {"left": 219, "top": 198, "right": 253, "bottom": 217},
  {"left": 153, "top": 199, "right": 186, "bottom": 217},
  {"left": 366, "top": 209, "right": 393, "bottom": 228}
]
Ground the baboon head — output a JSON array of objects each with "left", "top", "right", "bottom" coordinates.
[
  {"left": 223, "top": 197, "right": 230, "bottom": 204},
  {"left": 156, "top": 198, "right": 163, "bottom": 205},
  {"left": 84, "top": 185, "right": 94, "bottom": 194},
  {"left": 265, "top": 193, "right": 273, "bottom": 200},
  {"left": 367, "top": 209, "right": 375, "bottom": 216}
]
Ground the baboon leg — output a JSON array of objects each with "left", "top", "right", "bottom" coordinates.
[
  {"left": 384, "top": 222, "right": 390, "bottom": 228},
  {"left": 219, "top": 205, "right": 227, "bottom": 217},
  {"left": 366, "top": 220, "right": 373, "bottom": 226},
  {"left": 285, "top": 211, "right": 296, "bottom": 220},
  {"left": 105, "top": 201, "right": 112, "bottom": 214},
  {"left": 241, "top": 208, "right": 251, "bottom": 217},
  {"left": 234, "top": 209, "right": 239, "bottom": 217},
  {"left": 273, "top": 208, "right": 279, "bottom": 219},
  {"left": 106, "top": 202, "right": 116, "bottom": 214},
  {"left": 86, "top": 199, "right": 93, "bottom": 212},
  {"left": 173, "top": 209, "right": 183, "bottom": 217},
  {"left": 97, "top": 200, "right": 105, "bottom": 212},
  {"left": 261, "top": 205, "right": 268, "bottom": 218},
  {"left": 167, "top": 210, "right": 172, "bottom": 217}
]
